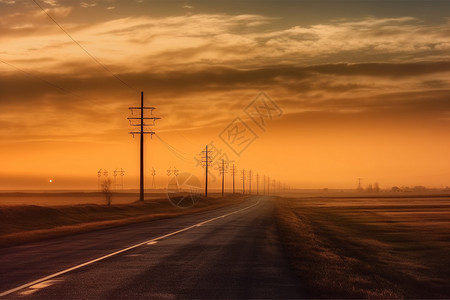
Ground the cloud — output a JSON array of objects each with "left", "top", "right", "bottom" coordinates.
[
  {"left": 80, "top": 1, "right": 96, "bottom": 8},
  {"left": 2, "top": 13, "right": 449, "bottom": 75},
  {"left": 2, "top": 11, "right": 450, "bottom": 142},
  {"left": 43, "top": 0, "right": 58, "bottom": 6},
  {"left": 1, "top": 61, "right": 449, "bottom": 122}
]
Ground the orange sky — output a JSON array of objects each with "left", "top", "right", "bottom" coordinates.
[{"left": 1, "top": 0, "right": 450, "bottom": 190}]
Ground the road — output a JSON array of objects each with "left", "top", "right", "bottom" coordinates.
[{"left": 0, "top": 196, "right": 303, "bottom": 299}]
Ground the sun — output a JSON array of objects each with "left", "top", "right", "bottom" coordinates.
[{"left": 49, "top": 179, "right": 53, "bottom": 183}]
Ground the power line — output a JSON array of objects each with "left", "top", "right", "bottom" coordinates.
[
  {"left": 1, "top": 58, "right": 115, "bottom": 111},
  {"left": 1, "top": 59, "right": 79, "bottom": 98},
  {"left": 154, "top": 133, "right": 194, "bottom": 164},
  {"left": 31, "top": 0, "right": 138, "bottom": 94}
]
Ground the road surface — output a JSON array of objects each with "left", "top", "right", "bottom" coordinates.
[{"left": 0, "top": 196, "right": 303, "bottom": 299}]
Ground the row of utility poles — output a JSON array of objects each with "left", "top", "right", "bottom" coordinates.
[
  {"left": 202, "top": 145, "right": 288, "bottom": 197},
  {"left": 127, "top": 92, "right": 288, "bottom": 201}
]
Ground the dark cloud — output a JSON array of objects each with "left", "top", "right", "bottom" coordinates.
[
  {"left": 1, "top": 61, "right": 449, "bottom": 123},
  {"left": 305, "top": 61, "right": 450, "bottom": 78}
]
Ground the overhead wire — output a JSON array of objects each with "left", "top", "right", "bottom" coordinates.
[
  {"left": 30, "top": 0, "right": 202, "bottom": 149},
  {"left": 154, "top": 133, "right": 196, "bottom": 164},
  {"left": 0, "top": 58, "right": 114, "bottom": 111},
  {"left": 31, "top": 0, "right": 138, "bottom": 95},
  {"left": 17, "top": 0, "right": 202, "bottom": 166},
  {"left": 155, "top": 110, "right": 198, "bottom": 147},
  {"left": 1, "top": 58, "right": 80, "bottom": 98}
]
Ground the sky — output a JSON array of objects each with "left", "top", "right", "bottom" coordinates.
[{"left": 1, "top": 0, "right": 450, "bottom": 190}]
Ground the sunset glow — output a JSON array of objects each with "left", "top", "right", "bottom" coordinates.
[{"left": 1, "top": 0, "right": 449, "bottom": 190}]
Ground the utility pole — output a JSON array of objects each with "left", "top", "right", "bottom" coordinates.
[
  {"left": 231, "top": 164, "right": 236, "bottom": 194},
  {"left": 167, "top": 167, "right": 172, "bottom": 184},
  {"left": 256, "top": 173, "right": 259, "bottom": 195},
  {"left": 128, "top": 91, "right": 160, "bottom": 201},
  {"left": 249, "top": 169, "right": 252, "bottom": 195},
  {"left": 151, "top": 167, "right": 156, "bottom": 188},
  {"left": 263, "top": 174, "right": 266, "bottom": 195},
  {"left": 202, "top": 145, "right": 212, "bottom": 197},
  {"left": 119, "top": 168, "right": 125, "bottom": 190},
  {"left": 243, "top": 169, "right": 246, "bottom": 195},
  {"left": 357, "top": 178, "right": 362, "bottom": 191},
  {"left": 221, "top": 159, "right": 225, "bottom": 197},
  {"left": 97, "top": 168, "right": 103, "bottom": 192},
  {"left": 113, "top": 168, "right": 119, "bottom": 190}
]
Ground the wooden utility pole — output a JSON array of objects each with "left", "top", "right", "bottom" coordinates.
[
  {"left": 139, "top": 92, "right": 144, "bottom": 201},
  {"left": 232, "top": 164, "right": 235, "bottom": 194},
  {"left": 128, "top": 91, "right": 160, "bottom": 201},
  {"left": 202, "top": 145, "right": 211, "bottom": 197},
  {"left": 249, "top": 169, "right": 252, "bottom": 195},
  {"left": 263, "top": 174, "right": 266, "bottom": 195},
  {"left": 221, "top": 159, "right": 225, "bottom": 197},
  {"left": 256, "top": 173, "right": 259, "bottom": 195},
  {"left": 242, "top": 168, "right": 245, "bottom": 195}
]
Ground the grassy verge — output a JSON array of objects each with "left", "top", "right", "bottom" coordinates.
[
  {"left": 0, "top": 195, "right": 245, "bottom": 248},
  {"left": 274, "top": 196, "right": 450, "bottom": 298}
]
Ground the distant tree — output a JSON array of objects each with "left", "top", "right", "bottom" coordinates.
[
  {"left": 373, "top": 182, "right": 380, "bottom": 193},
  {"left": 391, "top": 186, "right": 401, "bottom": 192},
  {"left": 102, "top": 179, "right": 112, "bottom": 206},
  {"left": 365, "top": 184, "right": 373, "bottom": 193},
  {"left": 413, "top": 185, "right": 427, "bottom": 192}
]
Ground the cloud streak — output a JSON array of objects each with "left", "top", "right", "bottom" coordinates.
[{"left": 1, "top": 12, "right": 450, "bottom": 73}]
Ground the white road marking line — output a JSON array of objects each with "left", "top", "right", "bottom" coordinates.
[
  {"left": 0, "top": 200, "right": 260, "bottom": 297},
  {"left": 19, "top": 280, "right": 62, "bottom": 296}
]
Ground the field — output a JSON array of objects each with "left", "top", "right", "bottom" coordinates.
[
  {"left": 0, "top": 192, "right": 244, "bottom": 248},
  {"left": 0, "top": 191, "right": 169, "bottom": 206},
  {"left": 275, "top": 195, "right": 450, "bottom": 298}
]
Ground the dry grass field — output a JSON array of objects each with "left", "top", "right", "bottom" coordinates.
[
  {"left": 0, "top": 192, "right": 169, "bottom": 206},
  {"left": 274, "top": 195, "right": 450, "bottom": 298},
  {"left": 0, "top": 192, "right": 245, "bottom": 248}
]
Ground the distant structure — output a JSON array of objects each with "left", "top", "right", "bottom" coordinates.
[
  {"left": 97, "top": 168, "right": 103, "bottom": 191},
  {"left": 97, "top": 168, "right": 110, "bottom": 191},
  {"left": 357, "top": 177, "right": 363, "bottom": 192},
  {"left": 166, "top": 167, "right": 179, "bottom": 180},
  {"left": 113, "top": 168, "right": 125, "bottom": 190},
  {"left": 151, "top": 167, "right": 156, "bottom": 188}
]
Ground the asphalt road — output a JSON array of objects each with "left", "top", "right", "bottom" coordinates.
[{"left": 0, "top": 196, "right": 303, "bottom": 299}]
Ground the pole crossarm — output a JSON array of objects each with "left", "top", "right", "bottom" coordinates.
[
  {"left": 128, "top": 106, "right": 156, "bottom": 110},
  {"left": 127, "top": 117, "right": 161, "bottom": 120}
]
